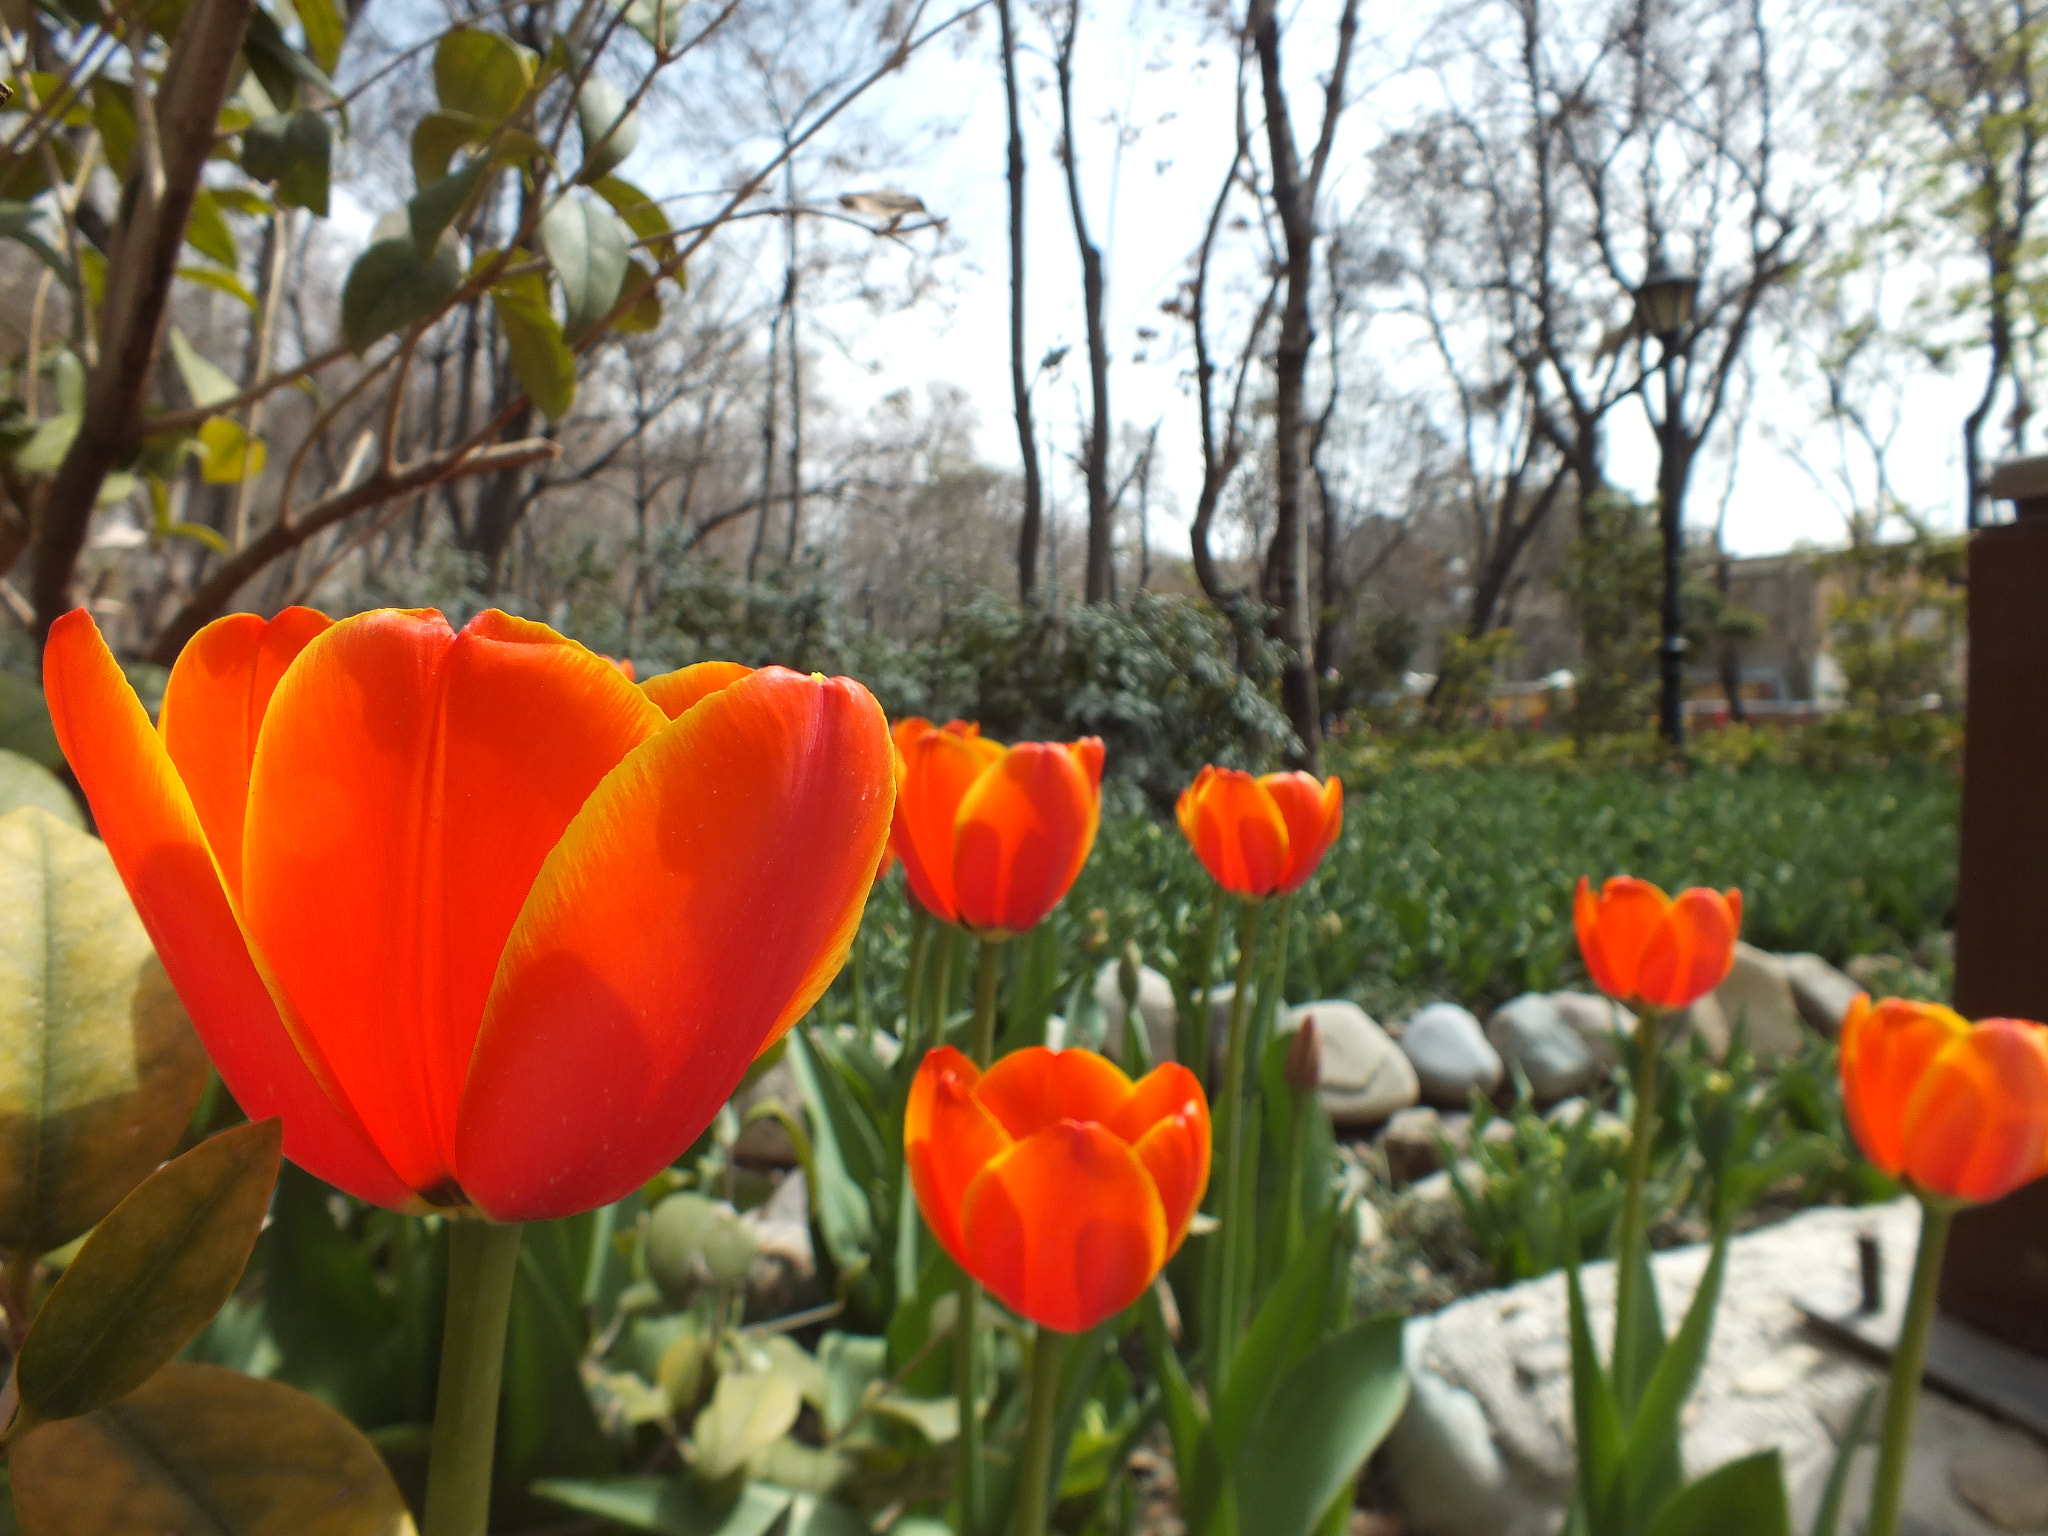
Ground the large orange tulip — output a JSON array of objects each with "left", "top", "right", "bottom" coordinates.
[
  {"left": 890, "top": 718, "right": 1103, "bottom": 937},
  {"left": 1175, "top": 766, "right": 1342, "bottom": 899},
  {"left": 44, "top": 607, "right": 894, "bottom": 1222},
  {"left": 1840, "top": 996, "right": 2048, "bottom": 1204},
  {"left": 905, "top": 1045, "right": 1208, "bottom": 1333},
  {"left": 1573, "top": 876, "right": 1742, "bottom": 1010}
]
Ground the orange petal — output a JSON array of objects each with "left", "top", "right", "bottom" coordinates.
[
  {"left": 1840, "top": 996, "right": 1971, "bottom": 1176},
  {"left": 1262, "top": 772, "right": 1342, "bottom": 894},
  {"left": 456, "top": 665, "right": 893, "bottom": 1221},
  {"left": 952, "top": 742, "right": 1101, "bottom": 934},
  {"left": 958, "top": 1120, "right": 1167, "bottom": 1333},
  {"left": 241, "top": 610, "right": 663, "bottom": 1196},
  {"left": 904, "top": 1046, "right": 1012, "bottom": 1267},
  {"left": 42, "top": 610, "right": 414, "bottom": 1209},
  {"left": 1902, "top": 1020, "right": 2048, "bottom": 1203},
  {"left": 157, "top": 608, "right": 331, "bottom": 901},
  {"left": 642, "top": 660, "right": 753, "bottom": 719},
  {"left": 1574, "top": 876, "right": 1670, "bottom": 1002},
  {"left": 893, "top": 726, "right": 1004, "bottom": 925},
  {"left": 1636, "top": 888, "right": 1740, "bottom": 1009},
  {"left": 1109, "top": 1062, "right": 1211, "bottom": 1253},
  {"left": 1182, "top": 769, "right": 1288, "bottom": 898},
  {"left": 975, "top": 1046, "right": 1134, "bottom": 1139}
]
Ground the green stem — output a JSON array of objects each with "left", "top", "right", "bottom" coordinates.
[
  {"left": 969, "top": 938, "right": 1003, "bottom": 1067},
  {"left": 952, "top": 936, "right": 1005, "bottom": 1536},
  {"left": 1189, "top": 892, "right": 1225, "bottom": 1079},
  {"left": 1208, "top": 898, "right": 1265, "bottom": 1386},
  {"left": 1015, "top": 1327, "right": 1071, "bottom": 1536},
  {"left": 1866, "top": 1199, "right": 1957, "bottom": 1536},
  {"left": 1249, "top": 892, "right": 1296, "bottom": 1067},
  {"left": 928, "top": 929, "right": 959, "bottom": 1050},
  {"left": 1610, "top": 1004, "right": 1662, "bottom": 1394},
  {"left": 852, "top": 929, "right": 871, "bottom": 1042},
  {"left": 1282, "top": 1085, "right": 1311, "bottom": 1265},
  {"left": 423, "top": 1219, "right": 524, "bottom": 1536},
  {"left": 904, "top": 909, "right": 932, "bottom": 1052}
]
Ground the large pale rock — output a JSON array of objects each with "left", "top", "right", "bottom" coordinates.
[
  {"left": 1486, "top": 994, "right": 1600, "bottom": 1102},
  {"left": 1548, "top": 991, "right": 1636, "bottom": 1070},
  {"left": 1280, "top": 1001, "right": 1418, "bottom": 1127},
  {"left": 1711, "top": 943, "right": 1806, "bottom": 1060},
  {"left": 1681, "top": 991, "right": 1731, "bottom": 1061},
  {"left": 1202, "top": 982, "right": 1280, "bottom": 1068},
  {"left": 1783, "top": 952, "right": 1861, "bottom": 1039},
  {"left": 1401, "top": 1003, "right": 1504, "bottom": 1108},
  {"left": 1092, "top": 960, "right": 1179, "bottom": 1066}
]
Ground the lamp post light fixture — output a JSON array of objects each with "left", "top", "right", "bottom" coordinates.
[{"left": 1635, "top": 255, "right": 1701, "bottom": 748}]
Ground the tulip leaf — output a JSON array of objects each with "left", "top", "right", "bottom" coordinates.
[
  {"left": 1646, "top": 1451, "right": 1791, "bottom": 1536},
  {"left": 817, "top": 1330, "right": 886, "bottom": 1437},
  {"left": 1620, "top": 1224, "right": 1733, "bottom": 1527},
  {"left": 1567, "top": 1257, "right": 1628, "bottom": 1531},
  {"left": 0, "top": 807, "right": 207, "bottom": 1257},
  {"left": 8, "top": 1362, "right": 415, "bottom": 1536},
  {"left": 786, "top": 1029, "right": 877, "bottom": 1273},
  {"left": 500, "top": 1212, "right": 614, "bottom": 1517},
  {"left": 0, "top": 752, "right": 79, "bottom": 828},
  {"left": 534, "top": 1476, "right": 791, "bottom": 1536},
  {"left": 692, "top": 1370, "right": 804, "bottom": 1481},
  {"left": 12, "top": 1117, "right": 282, "bottom": 1432},
  {"left": 1212, "top": 1204, "right": 1342, "bottom": 1458},
  {"left": 1230, "top": 1314, "right": 1407, "bottom": 1536}
]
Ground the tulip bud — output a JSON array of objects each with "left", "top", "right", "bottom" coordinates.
[
  {"left": 1287, "top": 1014, "right": 1322, "bottom": 1092},
  {"left": 1119, "top": 941, "right": 1142, "bottom": 1012}
]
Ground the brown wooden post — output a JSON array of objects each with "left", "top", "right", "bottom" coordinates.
[{"left": 1943, "top": 454, "right": 2048, "bottom": 1352}]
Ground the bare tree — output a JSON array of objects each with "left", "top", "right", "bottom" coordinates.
[
  {"left": 998, "top": 0, "right": 1047, "bottom": 601},
  {"left": 1052, "top": 0, "right": 1115, "bottom": 602}
]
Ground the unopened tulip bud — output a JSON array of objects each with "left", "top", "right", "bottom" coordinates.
[
  {"left": 1287, "top": 1015, "right": 1322, "bottom": 1092},
  {"left": 1119, "top": 941, "right": 1142, "bottom": 1010}
]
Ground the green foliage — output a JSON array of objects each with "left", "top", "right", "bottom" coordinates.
[
  {"left": 1825, "top": 532, "right": 1965, "bottom": 714},
  {"left": 1564, "top": 493, "right": 1663, "bottom": 738}
]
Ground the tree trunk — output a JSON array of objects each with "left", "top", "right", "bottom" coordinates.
[
  {"left": 1056, "top": 0, "right": 1113, "bottom": 604},
  {"left": 999, "top": 0, "right": 1045, "bottom": 604}
]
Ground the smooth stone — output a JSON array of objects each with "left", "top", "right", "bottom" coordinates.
[
  {"left": 1486, "top": 994, "right": 1600, "bottom": 1102},
  {"left": 1203, "top": 982, "right": 1281, "bottom": 1067},
  {"left": 1281, "top": 1001, "right": 1420, "bottom": 1127},
  {"left": 1549, "top": 991, "right": 1637, "bottom": 1069},
  {"left": 1949, "top": 1430, "right": 2048, "bottom": 1530},
  {"left": 1402, "top": 1003, "right": 1505, "bottom": 1108},
  {"left": 1383, "top": 1105, "right": 1455, "bottom": 1187},
  {"left": 1356, "top": 1201, "right": 1386, "bottom": 1250},
  {"left": 1711, "top": 943, "right": 1806, "bottom": 1060},
  {"left": 1682, "top": 991, "right": 1731, "bottom": 1061},
  {"left": 1093, "top": 960, "right": 1179, "bottom": 1067},
  {"left": 1783, "top": 952, "right": 1861, "bottom": 1038}
]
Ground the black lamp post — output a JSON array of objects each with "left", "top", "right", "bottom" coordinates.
[{"left": 1635, "top": 256, "right": 1701, "bottom": 747}]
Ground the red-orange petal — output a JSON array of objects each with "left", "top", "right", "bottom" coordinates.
[
  {"left": 642, "top": 660, "right": 753, "bottom": 719},
  {"left": 1839, "top": 995, "right": 1971, "bottom": 1176},
  {"left": 952, "top": 742, "right": 1100, "bottom": 934},
  {"left": 1181, "top": 769, "right": 1288, "bottom": 898},
  {"left": 42, "top": 610, "right": 414, "bottom": 1209},
  {"left": 456, "top": 666, "right": 893, "bottom": 1221},
  {"left": 157, "top": 608, "right": 331, "bottom": 901},
  {"left": 1635, "top": 887, "right": 1741, "bottom": 1009},
  {"left": 903, "top": 1045, "right": 1013, "bottom": 1266},
  {"left": 1901, "top": 1020, "right": 2048, "bottom": 1203},
  {"left": 893, "top": 726, "right": 1004, "bottom": 925},
  {"left": 1262, "top": 772, "right": 1342, "bottom": 895},
  {"left": 958, "top": 1119, "right": 1167, "bottom": 1333},
  {"left": 1574, "top": 876, "right": 1670, "bottom": 1002},
  {"left": 1109, "top": 1062, "right": 1211, "bottom": 1253},
  {"left": 975, "top": 1046, "right": 1134, "bottom": 1140}
]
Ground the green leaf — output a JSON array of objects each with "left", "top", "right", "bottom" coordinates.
[
  {"left": 1620, "top": 1228, "right": 1733, "bottom": 1526},
  {"left": 593, "top": 173, "right": 675, "bottom": 259},
  {"left": 576, "top": 73, "right": 640, "bottom": 183},
  {"left": 241, "top": 5, "right": 340, "bottom": 116},
  {"left": 645, "top": 1191, "right": 756, "bottom": 1303},
  {"left": 12, "top": 1118, "right": 282, "bottom": 1432},
  {"left": 613, "top": 257, "right": 663, "bottom": 334},
  {"left": 1213, "top": 1205, "right": 1340, "bottom": 1458},
  {"left": 294, "top": 0, "right": 345, "bottom": 74},
  {"left": 0, "top": 202, "right": 71, "bottom": 290},
  {"left": 0, "top": 676, "right": 62, "bottom": 769},
  {"left": 49, "top": 351, "right": 82, "bottom": 418},
  {"left": 434, "top": 26, "right": 536, "bottom": 124},
  {"left": 179, "top": 265, "right": 259, "bottom": 308},
  {"left": 785, "top": 1029, "right": 875, "bottom": 1270},
  {"left": 241, "top": 109, "right": 331, "bottom": 216},
  {"left": 535, "top": 1477, "right": 791, "bottom": 1536},
  {"left": 168, "top": 327, "right": 238, "bottom": 408},
  {"left": 411, "top": 108, "right": 488, "bottom": 187},
  {"left": 259, "top": 1165, "right": 403, "bottom": 1427},
  {"left": 183, "top": 187, "right": 238, "bottom": 270},
  {"left": 11, "top": 415, "right": 78, "bottom": 475},
  {"left": 692, "top": 1371, "right": 803, "bottom": 1480},
  {"left": 1232, "top": 1315, "right": 1407, "bottom": 1536},
  {"left": 88, "top": 79, "right": 136, "bottom": 179},
  {"left": 1567, "top": 1259, "right": 1626, "bottom": 1532},
  {"left": 409, "top": 157, "right": 490, "bottom": 258},
  {"left": 817, "top": 1331, "right": 885, "bottom": 1437},
  {"left": 491, "top": 281, "right": 577, "bottom": 420},
  {"left": 0, "top": 807, "right": 209, "bottom": 1259},
  {"left": 9, "top": 1363, "right": 415, "bottom": 1536},
  {"left": 196, "top": 416, "right": 265, "bottom": 484},
  {"left": 1808, "top": 1389, "right": 1875, "bottom": 1536},
  {"left": 615, "top": 0, "right": 686, "bottom": 47},
  {"left": 540, "top": 193, "right": 630, "bottom": 341},
  {"left": 869, "top": 1390, "right": 957, "bottom": 1443},
  {"left": 0, "top": 753, "right": 79, "bottom": 828},
  {"left": 782, "top": 1492, "right": 869, "bottom": 1536},
  {"left": 1646, "top": 1451, "right": 1791, "bottom": 1536},
  {"left": 339, "top": 232, "right": 462, "bottom": 354}
]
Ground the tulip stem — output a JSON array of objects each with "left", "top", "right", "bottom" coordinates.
[
  {"left": 955, "top": 1277, "right": 988, "bottom": 1536},
  {"left": 1867, "top": 1198, "right": 1956, "bottom": 1536},
  {"left": 423, "top": 1218, "right": 523, "bottom": 1536},
  {"left": 970, "top": 938, "right": 1002, "bottom": 1066},
  {"left": 905, "top": 910, "right": 932, "bottom": 1050},
  {"left": 1016, "top": 1326, "right": 1071, "bottom": 1536},
  {"left": 1209, "top": 898, "right": 1264, "bottom": 1387},
  {"left": 929, "top": 930, "right": 959, "bottom": 1050},
  {"left": 1188, "top": 893, "right": 1225, "bottom": 1080},
  {"left": 1610, "top": 1003, "right": 1665, "bottom": 1402}
]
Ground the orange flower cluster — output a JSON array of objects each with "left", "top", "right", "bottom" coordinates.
[
  {"left": 1840, "top": 997, "right": 2048, "bottom": 1205},
  {"left": 1573, "top": 876, "right": 1742, "bottom": 1010},
  {"left": 45, "top": 608, "right": 894, "bottom": 1222},
  {"left": 905, "top": 1045, "right": 1209, "bottom": 1333},
  {"left": 1176, "top": 766, "right": 1343, "bottom": 899},
  {"left": 889, "top": 718, "right": 1104, "bottom": 936}
]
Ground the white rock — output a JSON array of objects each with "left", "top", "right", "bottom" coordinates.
[
  {"left": 1280, "top": 1001, "right": 1420, "bottom": 1127},
  {"left": 1711, "top": 943, "right": 1806, "bottom": 1060},
  {"left": 1092, "top": 960, "right": 1179, "bottom": 1067},
  {"left": 1549, "top": 991, "right": 1637, "bottom": 1069},
  {"left": 1783, "top": 953, "right": 1861, "bottom": 1039},
  {"left": 1949, "top": 1426, "right": 2048, "bottom": 1530},
  {"left": 1402, "top": 1003, "right": 1505, "bottom": 1107},
  {"left": 1487, "top": 994, "right": 1601, "bottom": 1101}
]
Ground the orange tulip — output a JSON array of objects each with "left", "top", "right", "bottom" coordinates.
[
  {"left": 905, "top": 1044, "right": 1209, "bottom": 1333},
  {"left": 889, "top": 718, "right": 1104, "bottom": 937},
  {"left": 44, "top": 607, "right": 893, "bottom": 1222},
  {"left": 1573, "top": 876, "right": 1742, "bottom": 1010},
  {"left": 1840, "top": 996, "right": 2048, "bottom": 1204},
  {"left": 1175, "top": 766, "right": 1343, "bottom": 899}
]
